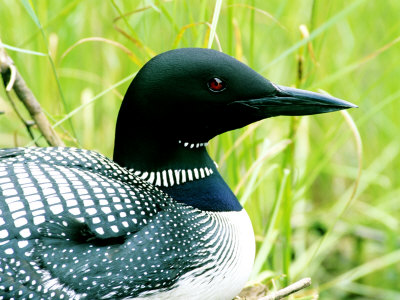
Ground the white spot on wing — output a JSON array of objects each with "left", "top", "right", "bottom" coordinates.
[
  {"left": 4, "top": 248, "right": 14, "bottom": 255},
  {"left": 0, "top": 229, "right": 9, "bottom": 238},
  {"left": 18, "top": 240, "right": 29, "bottom": 248},
  {"left": 14, "top": 217, "right": 28, "bottom": 228},
  {"left": 8, "top": 200, "right": 24, "bottom": 212},
  {"left": 33, "top": 215, "right": 46, "bottom": 225},
  {"left": 50, "top": 204, "right": 64, "bottom": 215},
  {"left": 69, "top": 207, "right": 81, "bottom": 215},
  {"left": 86, "top": 208, "right": 97, "bottom": 215},
  {"left": 20, "top": 228, "right": 31, "bottom": 238},
  {"left": 95, "top": 227, "right": 105, "bottom": 235}
]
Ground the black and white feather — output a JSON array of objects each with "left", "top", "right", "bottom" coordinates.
[{"left": 0, "top": 147, "right": 254, "bottom": 299}]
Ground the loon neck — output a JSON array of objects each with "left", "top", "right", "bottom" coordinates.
[
  {"left": 113, "top": 138, "right": 242, "bottom": 212},
  {"left": 114, "top": 137, "right": 216, "bottom": 176}
]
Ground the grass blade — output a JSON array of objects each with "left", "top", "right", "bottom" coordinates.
[{"left": 208, "top": 0, "right": 223, "bottom": 49}]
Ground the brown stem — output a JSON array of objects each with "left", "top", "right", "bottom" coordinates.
[
  {"left": 0, "top": 40, "right": 64, "bottom": 147},
  {"left": 260, "top": 277, "right": 312, "bottom": 300}
]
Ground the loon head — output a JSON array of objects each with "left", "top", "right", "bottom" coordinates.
[{"left": 114, "top": 48, "right": 355, "bottom": 171}]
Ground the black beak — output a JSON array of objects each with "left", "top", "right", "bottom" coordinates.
[{"left": 230, "top": 84, "right": 357, "bottom": 119}]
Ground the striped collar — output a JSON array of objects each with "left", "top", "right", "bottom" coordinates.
[{"left": 128, "top": 164, "right": 216, "bottom": 188}]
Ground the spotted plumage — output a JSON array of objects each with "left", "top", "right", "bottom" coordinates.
[
  {"left": 0, "top": 48, "right": 355, "bottom": 299},
  {"left": 0, "top": 147, "right": 253, "bottom": 299}
]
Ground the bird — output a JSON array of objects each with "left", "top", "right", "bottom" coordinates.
[{"left": 0, "top": 48, "right": 356, "bottom": 300}]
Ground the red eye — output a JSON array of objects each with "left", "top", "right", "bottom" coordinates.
[{"left": 207, "top": 77, "right": 226, "bottom": 92}]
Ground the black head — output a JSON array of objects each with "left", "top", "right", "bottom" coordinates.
[{"left": 114, "top": 48, "right": 356, "bottom": 168}]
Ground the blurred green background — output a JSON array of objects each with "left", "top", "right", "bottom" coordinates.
[{"left": 1, "top": 0, "right": 399, "bottom": 299}]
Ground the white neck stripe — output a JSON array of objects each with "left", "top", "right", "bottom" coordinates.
[{"left": 129, "top": 167, "right": 214, "bottom": 187}]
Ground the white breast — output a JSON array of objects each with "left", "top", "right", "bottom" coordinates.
[{"left": 134, "top": 209, "right": 255, "bottom": 300}]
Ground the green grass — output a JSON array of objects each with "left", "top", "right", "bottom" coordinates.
[{"left": 1, "top": 0, "right": 400, "bottom": 298}]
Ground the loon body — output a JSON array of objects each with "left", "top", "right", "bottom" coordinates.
[{"left": 0, "top": 48, "right": 355, "bottom": 299}]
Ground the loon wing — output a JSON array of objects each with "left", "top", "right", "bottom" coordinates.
[{"left": 0, "top": 147, "right": 209, "bottom": 298}]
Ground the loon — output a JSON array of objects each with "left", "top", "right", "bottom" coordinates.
[{"left": 0, "top": 48, "right": 356, "bottom": 299}]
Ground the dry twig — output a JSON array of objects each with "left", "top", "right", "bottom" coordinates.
[
  {"left": 260, "top": 278, "right": 312, "bottom": 300},
  {"left": 237, "top": 277, "right": 312, "bottom": 300},
  {"left": 0, "top": 40, "right": 64, "bottom": 147}
]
